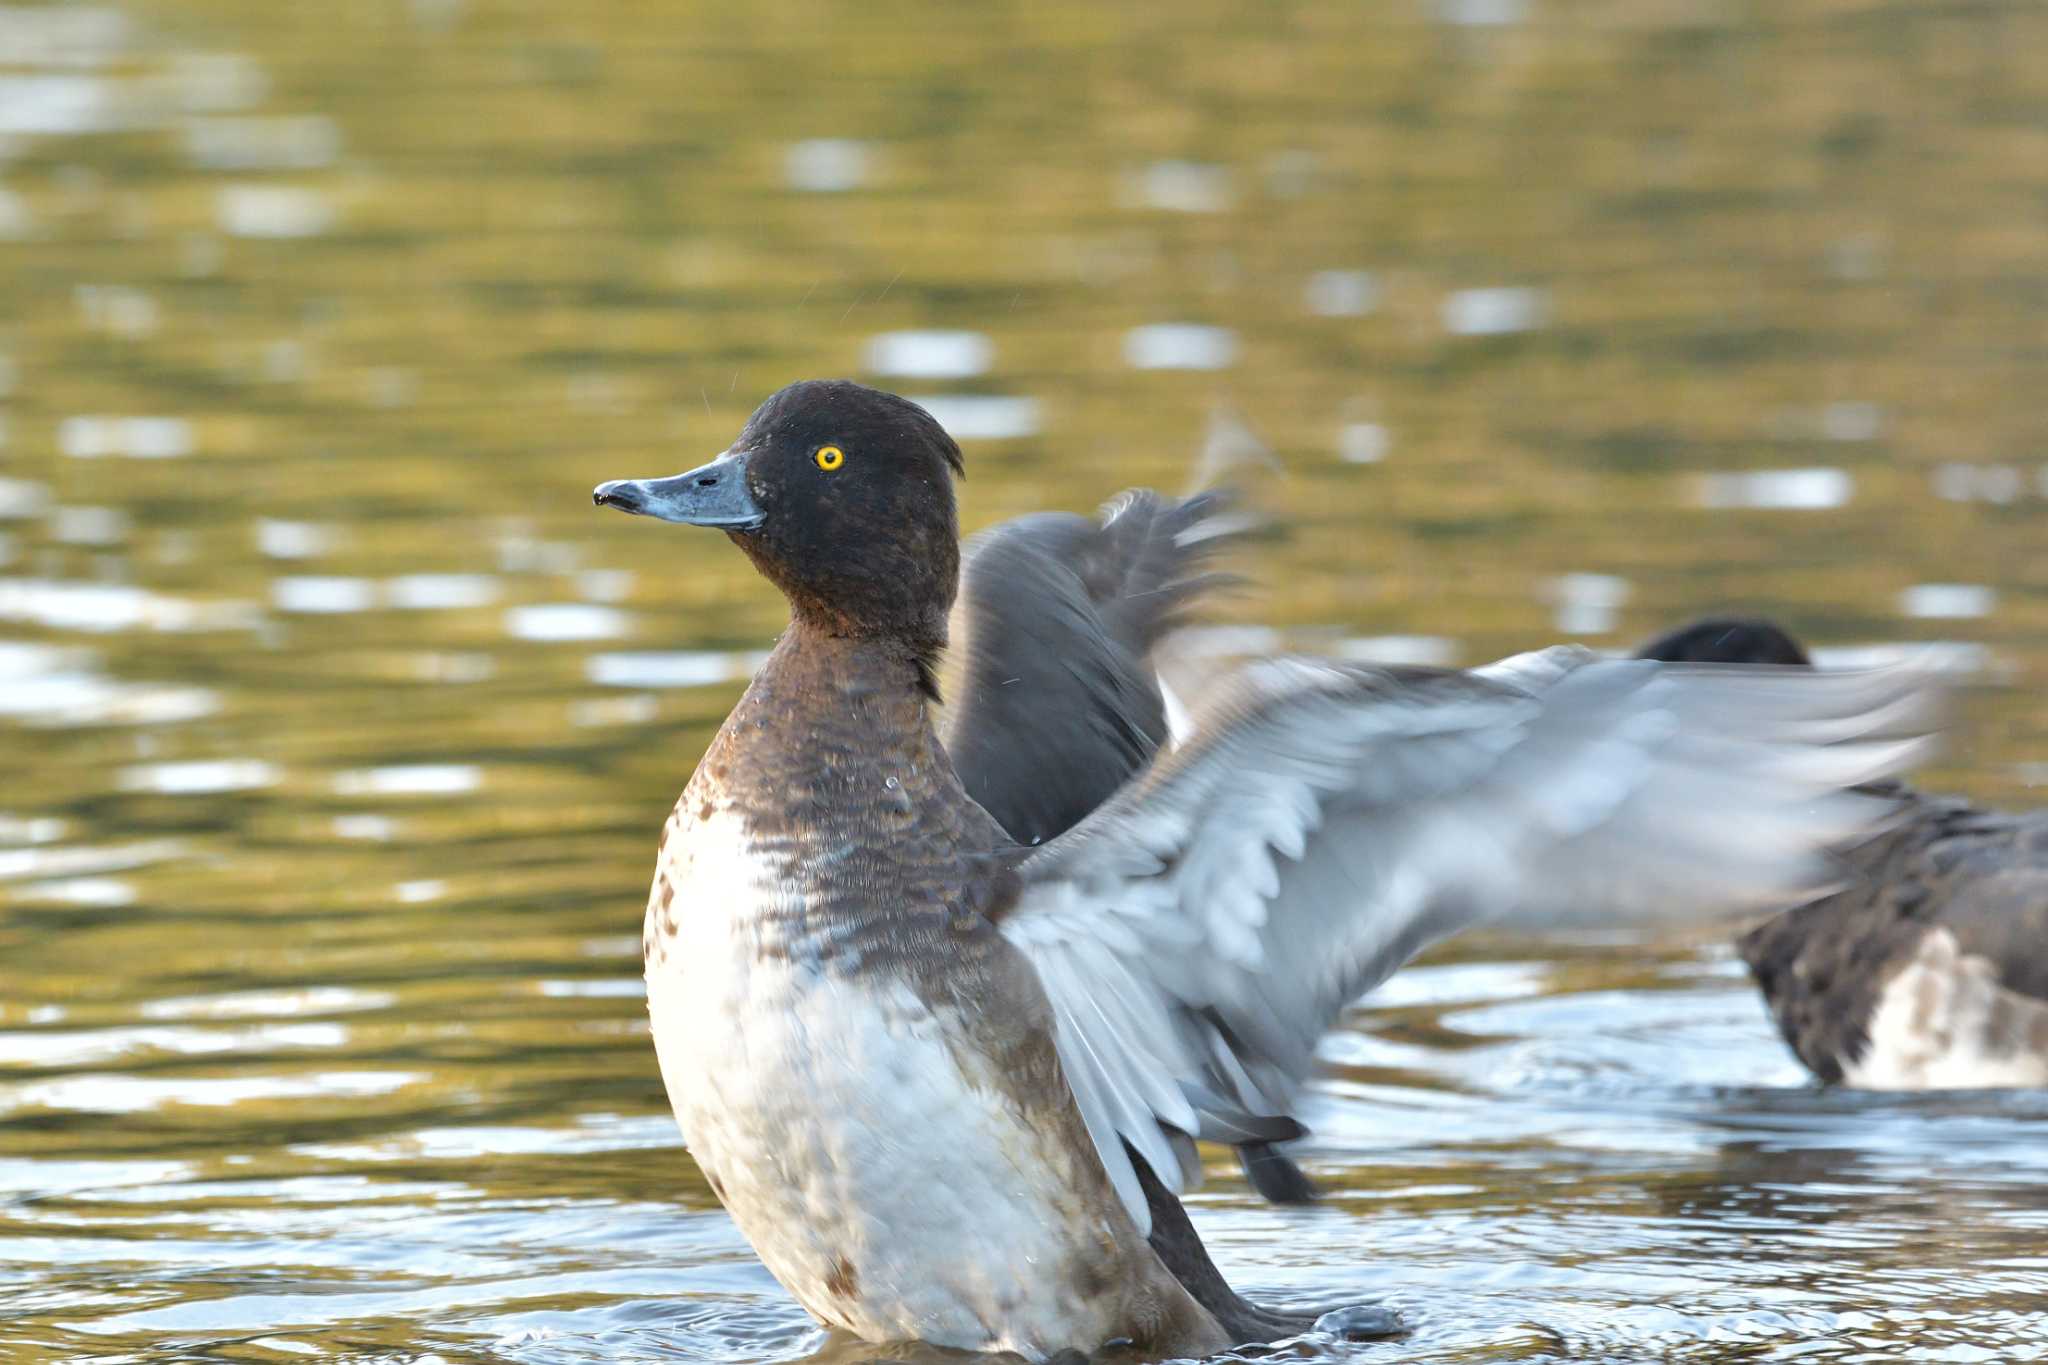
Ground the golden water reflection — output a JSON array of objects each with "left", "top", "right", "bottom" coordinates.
[{"left": 3, "top": 0, "right": 2047, "bottom": 1359}]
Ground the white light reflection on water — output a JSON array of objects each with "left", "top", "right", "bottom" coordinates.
[
  {"left": 0, "top": 673, "right": 220, "bottom": 726},
  {"left": 10, "top": 876, "right": 136, "bottom": 906},
  {"left": 0, "top": 7, "right": 130, "bottom": 66},
  {"left": 256, "top": 519, "right": 339, "bottom": 559},
  {"left": 58, "top": 415, "right": 195, "bottom": 458},
  {"left": 586, "top": 650, "right": 763, "bottom": 688},
  {"left": 140, "top": 987, "right": 396, "bottom": 1021},
  {"left": 388, "top": 573, "right": 500, "bottom": 610},
  {"left": 1545, "top": 571, "right": 1630, "bottom": 635},
  {"left": 536, "top": 978, "right": 645, "bottom": 999},
  {"left": 0, "top": 579, "right": 261, "bottom": 631},
  {"left": 0, "top": 188, "right": 30, "bottom": 239},
  {"left": 568, "top": 693, "right": 658, "bottom": 727},
  {"left": 1696, "top": 468, "right": 1854, "bottom": 510},
  {"left": 0, "top": 477, "right": 51, "bottom": 518},
  {"left": 1437, "top": 0, "right": 1527, "bottom": 26},
  {"left": 272, "top": 575, "right": 376, "bottom": 612},
  {"left": 74, "top": 283, "right": 159, "bottom": 338},
  {"left": 332, "top": 765, "right": 481, "bottom": 796},
  {"left": 216, "top": 184, "right": 336, "bottom": 238},
  {"left": 0, "top": 1021, "right": 349, "bottom": 1068},
  {"left": 1934, "top": 462, "right": 2028, "bottom": 505},
  {"left": 1900, "top": 583, "right": 1996, "bottom": 620},
  {"left": 0, "top": 839, "right": 184, "bottom": 883},
  {"left": 118, "top": 759, "right": 278, "bottom": 794},
  {"left": 1305, "top": 269, "right": 1379, "bottom": 317},
  {"left": 2, "top": 1070, "right": 419, "bottom": 1115},
  {"left": 1443, "top": 286, "right": 1547, "bottom": 335},
  {"left": 0, "top": 74, "right": 132, "bottom": 135},
  {"left": 1338, "top": 420, "right": 1389, "bottom": 464},
  {"left": 864, "top": 330, "right": 993, "bottom": 379},
  {"left": 783, "top": 138, "right": 870, "bottom": 192},
  {"left": 1123, "top": 323, "right": 1238, "bottom": 370},
  {"left": 1129, "top": 159, "right": 1234, "bottom": 213},
  {"left": 0, "top": 814, "right": 66, "bottom": 844},
  {"left": 50, "top": 505, "right": 131, "bottom": 545},
  {"left": 1334, "top": 634, "right": 1459, "bottom": 667},
  {"left": 573, "top": 568, "right": 634, "bottom": 602},
  {"left": 505, "top": 603, "right": 629, "bottom": 641},
  {"left": 182, "top": 114, "right": 342, "bottom": 170},
  {"left": 901, "top": 394, "right": 1040, "bottom": 439}
]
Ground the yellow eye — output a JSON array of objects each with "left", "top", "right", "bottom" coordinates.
[{"left": 814, "top": 445, "right": 844, "bottom": 471}]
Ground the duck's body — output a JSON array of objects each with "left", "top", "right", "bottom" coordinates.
[
  {"left": 1737, "top": 790, "right": 2048, "bottom": 1089},
  {"left": 646, "top": 632, "right": 1218, "bottom": 1355},
  {"left": 596, "top": 382, "right": 1940, "bottom": 1359},
  {"left": 1637, "top": 617, "right": 2048, "bottom": 1089}
]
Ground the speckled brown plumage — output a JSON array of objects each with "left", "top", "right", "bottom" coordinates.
[
  {"left": 648, "top": 626, "right": 1011, "bottom": 980},
  {"left": 1737, "top": 782, "right": 2048, "bottom": 1084},
  {"left": 647, "top": 622, "right": 1226, "bottom": 1358}
]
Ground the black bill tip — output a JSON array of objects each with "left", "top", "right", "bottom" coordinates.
[{"left": 590, "top": 454, "right": 766, "bottom": 530}]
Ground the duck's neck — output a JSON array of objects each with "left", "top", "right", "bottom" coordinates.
[
  {"left": 708, "top": 622, "right": 970, "bottom": 847},
  {"left": 744, "top": 622, "right": 940, "bottom": 749},
  {"left": 697, "top": 622, "right": 998, "bottom": 966}
]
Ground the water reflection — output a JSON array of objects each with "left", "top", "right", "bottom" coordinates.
[
  {"left": 506, "top": 603, "right": 631, "bottom": 642},
  {"left": 57, "top": 416, "right": 194, "bottom": 459},
  {"left": 1124, "top": 323, "right": 1240, "bottom": 371},
  {"left": 863, "top": 331, "right": 994, "bottom": 380},
  {"left": 3, "top": 0, "right": 2047, "bottom": 1359},
  {"left": 1304, "top": 275, "right": 1374, "bottom": 327},
  {"left": 1441, "top": 287, "right": 1546, "bottom": 337},
  {"left": 118, "top": 758, "right": 277, "bottom": 794},
  {"left": 1696, "top": 468, "right": 1855, "bottom": 511},
  {"left": 331, "top": 765, "right": 481, "bottom": 796}
]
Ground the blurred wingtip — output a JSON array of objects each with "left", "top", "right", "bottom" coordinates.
[{"left": 1187, "top": 401, "right": 1285, "bottom": 497}]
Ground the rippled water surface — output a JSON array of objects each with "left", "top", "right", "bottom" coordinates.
[{"left": 5, "top": 1, "right": 2048, "bottom": 1360}]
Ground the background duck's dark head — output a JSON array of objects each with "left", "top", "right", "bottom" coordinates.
[
  {"left": 1634, "top": 615, "right": 1813, "bottom": 666},
  {"left": 595, "top": 379, "right": 965, "bottom": 654}
]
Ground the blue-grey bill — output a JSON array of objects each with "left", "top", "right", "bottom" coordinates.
[{"left": 592, "top": 451, "right": 764, "bottom": 530}]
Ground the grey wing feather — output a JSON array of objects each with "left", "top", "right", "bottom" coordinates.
[
  {"left": 997, "top": 650, "right": 1944, "bottom": 1233},
  {"left": 944, "top": 488, "right": 1327, "bottom": 1205},
  {"left": 942, "top": 489, "right": 1241, "bottom": 846}
]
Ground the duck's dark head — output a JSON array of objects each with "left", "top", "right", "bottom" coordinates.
[
  {"left": 594, "top": 380, "right": 965, "bottom": 656},
  {"left": 1635, "top": 616, "right": 1813, "bottom": 667}
]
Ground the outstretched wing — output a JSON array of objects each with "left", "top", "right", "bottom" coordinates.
[
  {"left": 944, "top": 489, "right": 1329, "bottom": 1204},
  {"left": 995, "top": 649, "right": 1940, "bottom": 1231}
]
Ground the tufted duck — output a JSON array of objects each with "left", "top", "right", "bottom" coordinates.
[
  {"left": 594, "top": 381, "right": 1942, "bottom": 1359},
  {"left": 1638, "top": 616, "right": 2048, "bottom": 1090}
]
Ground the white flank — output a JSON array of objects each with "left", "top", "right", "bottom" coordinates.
[
  {"left": 1847, "top": 928, "right": 2048, "bottom": 1090},
  {"left": 645, "top": 806, "right": 1143, "bottom": 1359}
]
